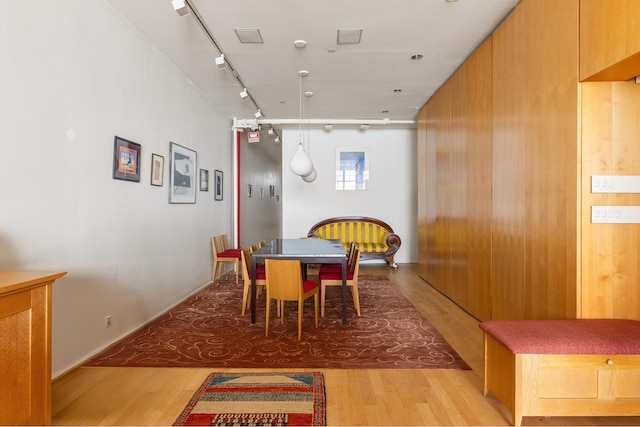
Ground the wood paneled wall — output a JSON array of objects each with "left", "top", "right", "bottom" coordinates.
[
  {"left": 419, "top": 37, "right": 493, "bottom": 320},
  {"left": 581, "top": 81, "right": 640, "bottom": 319},
  {"left": 418, "top": 0, "right": 640, "bottom": 321},
  {"left": 494, "top": 0, "right": 580, "bottom": 320},
  {"left": 419, "top": 0, "right": 581, "bottom": 321}
]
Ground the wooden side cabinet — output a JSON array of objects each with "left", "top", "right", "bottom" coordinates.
[{"left": 0, "top": 271, "right": 66, "bottom": 426}]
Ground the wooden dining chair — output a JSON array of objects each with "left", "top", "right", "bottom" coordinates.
[
  {"left": 240, "top": 248, "right": 266, "bottom": 316},
  {"left": 211, "top": 235, "right": 241, "bottom": 284},
  {"left": 265, "top": 259, "right": 318, "bottom": 341},
  {"left": 319, "top": 241, "right": 357, "bottom": 274},
  {"left": 319, "top": 247, "right": 361, "bottom": 317}
]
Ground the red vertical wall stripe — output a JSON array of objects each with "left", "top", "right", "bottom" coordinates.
[{"left": 236, "top": 131, "right": 241, "bottom": 245}]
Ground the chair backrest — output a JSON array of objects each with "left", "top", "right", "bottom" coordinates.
[
  {"left": 347, "top": 242, "right": 358, "bottom": 268},
  {"left": 265, "top": 259, "right": 303, "bottom": 302},
  {"left": 211, "top": 236, "right": 219, "bottom": 257},
  {"left": 240, "top": 248, "right": 251, "bottom": 279},
  {"left": 350, "top": 248, "right": 361, "bottom": 276},
  {"left": 220, "top": 234, "right": 231, "bottom": 250}
]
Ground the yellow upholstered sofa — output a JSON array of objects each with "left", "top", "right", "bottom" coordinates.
[{"left": 307, "top": 216, "right": 401, "bottom": 268}]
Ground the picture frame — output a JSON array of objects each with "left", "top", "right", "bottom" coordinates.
[
  {"left": 336, "top": 147, "right": 370, "bottom": 190},
  {"left": 112, "top": 136, "right": 141, "bottom": 182},
  {"left": 214, "top": 169, "right": 223, "bottom": 201},
  {"left": 150, "top": 153, "right": 164, "bottom": 186},
  {"left": 169, "top": 142, "right": 197, "bottom": 204},
  {"left": 200, "top": 169, "right": 209, "bottom": 191}
]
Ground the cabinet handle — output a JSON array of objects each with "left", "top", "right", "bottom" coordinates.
[{"left": 606, "top": 359, "right": 614, "bottom": 366}]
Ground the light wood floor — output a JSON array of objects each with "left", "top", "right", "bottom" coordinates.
[{"left": 52, "top": 264, "right": 640, "bottom": 426}]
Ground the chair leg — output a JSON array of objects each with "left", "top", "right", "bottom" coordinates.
[
  {"left": 297, "top": 300, "right": 303, "bottom": 341},
  {"left": 320, "top": 283, "right": 326, "bottom": 317},
  {"left": 314, "top": 294, "right": 318, "bottom": 328},
  {"left": 241, "top": 279, "right": 250, "bottom": 316},
  {"left": 265, "top": 297, "right": 271, "bottom": 337},
  {"left": 351, "top": 284, "right": 361, "bottom": 316},
  {"left": 211, "top": 261, "right": 218, "bottom": 282},
  {"left": 280, "top": 301, "right": 285, "bottom": 323}
]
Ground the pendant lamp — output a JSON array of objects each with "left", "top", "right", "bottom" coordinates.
[
  {"left": 290, "top": 143, "right": 313, "bottom": 176},
  {"left": 302, "top": 167, "right": 317, "bottom": 182},
  {"left": 289, "top": 69, "right": 315, "bottom": 178}
]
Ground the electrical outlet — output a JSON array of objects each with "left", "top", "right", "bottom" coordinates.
[{"left": 105, "top": 316, "right": 112, "bottom": 328}]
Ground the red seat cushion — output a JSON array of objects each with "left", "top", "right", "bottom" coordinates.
[
  {"left": 249, "top": 270, "right": 266, "bottom": 280},
  {"left": 479, "top": 319, "right": 640, "bottom": 355},
  {"left": 218, "top": 250, "right": 241, "bottom": 259},
  {"left": 319, "top": 271, "right": 354, "bottom": 281},
  {"left": 302, "top": 279, "right": 318, "bottom": 292}
]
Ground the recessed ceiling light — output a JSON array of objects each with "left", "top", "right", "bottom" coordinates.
[
  {"left": 327, "top": 48, "right": 336, "bottom": 53},
  {"left": 234, "top": 29, "right": 263, "bottom": 43},
  {"left": 381, "top": 110, "right": 389, "bottom": 114},
  {"left": 294, "top": 40, "right": 307, "bottom": 48},
  {"left": 393, "top": 89, "right": 402, "bottom": 93},
  {"left": 411, "top": 54, "right": 424, "bottom": 60}
]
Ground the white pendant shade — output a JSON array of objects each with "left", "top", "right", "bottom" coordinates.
[
  {"left": 301, "top": 168, "right": 317, "bottom": 182},
  {"left": 289, "top": 144, "right": 314, "bottom": 176}
]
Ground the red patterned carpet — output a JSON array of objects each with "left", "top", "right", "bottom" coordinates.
[{"left": 85, "top": 274, "right": 469, "bottom": 369}]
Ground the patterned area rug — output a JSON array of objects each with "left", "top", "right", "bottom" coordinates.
[
  {"left": 173, "top": 372, "right": 325, "bottom": 426},
  {"left": 85, "top": 275, "right": 469, "bottom": 369}
]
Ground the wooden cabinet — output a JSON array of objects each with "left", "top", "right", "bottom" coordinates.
[
  {"left": 580, "top": 0, "right": 640, "bottom": 81},
  {"left": 0, "top": 271, "right": 66, "bottom": 426}
]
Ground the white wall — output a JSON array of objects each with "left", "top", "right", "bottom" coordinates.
[
  {"left": 281, "top": 128, "right": 417, "bottom": 264},
  {"left": 0, "top": 0, "right": 235, "bottom": 377}
]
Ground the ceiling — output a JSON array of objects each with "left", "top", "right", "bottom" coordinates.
[{"left": 105, "top": 0, "right": 520, "bottom": 130}]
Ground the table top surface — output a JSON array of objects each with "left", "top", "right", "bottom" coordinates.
[{"left": 252, "top": 238, "right": 346, "bottom": 258}]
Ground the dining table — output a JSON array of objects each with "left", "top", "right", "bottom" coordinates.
[{"left": 250, "top": 238, "right": 349, "bottom": 324}]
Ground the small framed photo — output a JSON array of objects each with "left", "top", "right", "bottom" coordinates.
[
  {"left": 200, "top": 169, "right": 209, "bottom": 191},
  {"left": 170, "top": 142, "right": 197, "bottom": 204},
  {"left": 214, "top": 169, "right": 223, "bottom": 201},
  {"left": 112, "top": 136, "right": 141, "bottom": 182},
  {"left": 150, "top": 153, "right": 164, "bottom": 186},
  {"left": 336, "top": 147, "right": 369, "bottom": 190}
]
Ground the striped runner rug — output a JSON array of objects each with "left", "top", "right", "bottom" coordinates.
[{"left": 173, "top": 372, "right": 325, "bottom": 426}]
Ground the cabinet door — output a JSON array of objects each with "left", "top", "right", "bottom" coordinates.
[{"left": 0, "top": 285, "right": 51, "bottom": 425}]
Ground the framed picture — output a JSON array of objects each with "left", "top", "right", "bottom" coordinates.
[
  {"left": 200, "top": 169, "right": 209, "bottom": 191},
  {"left": 150, "top": 153, "right": 164, "bottom": 186},
  {"left": 112, "top": 136, "right": 141, "bottom": 182},
  {"left": 169, "top": 142, "right": 197, "bottom": 204},
  {"left": 336, "top": 147, "right": 369, "bottom": 190},
  {"left": 214, "top": 170, "right": 223, "bottom": 201}
]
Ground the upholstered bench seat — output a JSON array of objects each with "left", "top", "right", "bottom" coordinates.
[{"left": 479, "top": 319, "right": 640, "bottom": 426}]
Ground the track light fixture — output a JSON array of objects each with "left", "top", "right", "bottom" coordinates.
[
  {"left": 215, "top": 54, "right": 226, "bottom": 69},
  {"left": 170, "top": 0, "right": 190, "bottom": 16},
  {"left": 255, "top": 109, "right": 263, "bottom": 119},
  {"left": 274, "top": 136, "right": 280, "bottom": 143},
  {"left": 239, "top": 88, "right": 248, "bottom": 99},
  {"left": 267, "top": 128, "right": 275, "bottom": 135}
]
